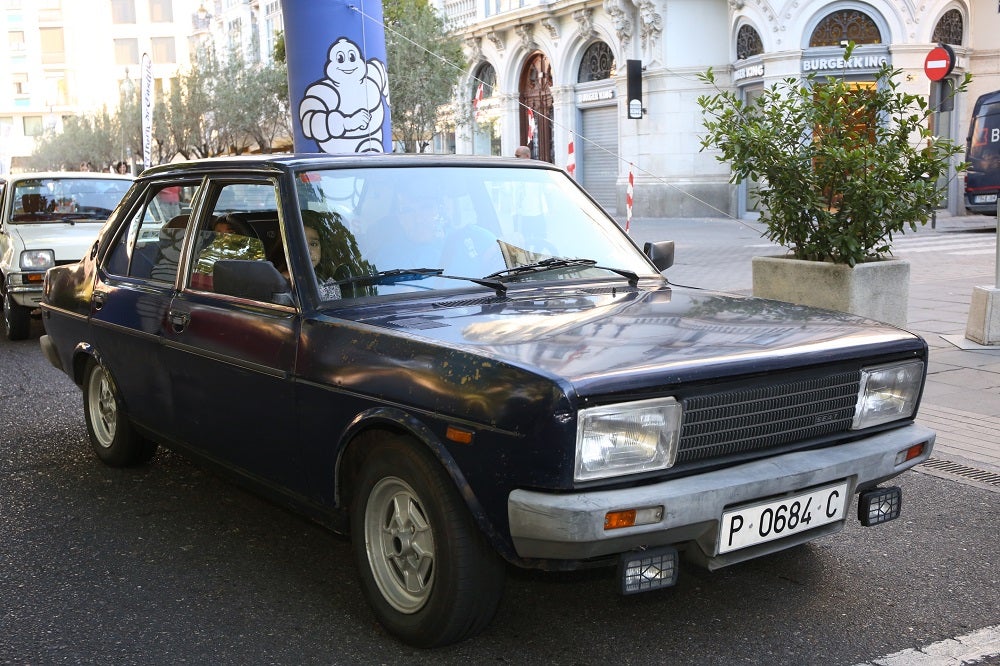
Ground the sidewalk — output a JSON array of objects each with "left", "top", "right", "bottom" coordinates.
[
  {"left": 627, "top": 213, "right": 1000, "bottom": 491},
  {"left": 897, "top": 214, "right": 1000, "bottom": 489}
]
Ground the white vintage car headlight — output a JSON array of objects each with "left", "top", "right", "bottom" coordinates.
[
  {"left": 851, "top": 360, "right": 924, "bottom": 430},
  {"left": 575, "top": 397, "right": 682, "bottom": 482},
  {"left": 20, "top": 249, "right": 55, "bottom": 270}
]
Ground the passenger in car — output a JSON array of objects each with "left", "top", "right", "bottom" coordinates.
[
  {"left": 301, "top": 210, "right": 374, "bottom": 300},
  {"left": 369, "top": 193, "right": 443, "bottom": 271},
  {"left": 213, "top": 213, "right": 255, "bottom": 237}
]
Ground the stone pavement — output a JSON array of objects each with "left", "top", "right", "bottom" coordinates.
[
  {"left": 896, "top": 214, "right": 1000, "bottom": 491},
  {"left": 626, "top": 213, "right": 1000, "bottom": 492}
]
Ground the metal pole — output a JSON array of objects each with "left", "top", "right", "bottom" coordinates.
[{"left": 995, "top": 204, "right": 999, "bottom": 287}]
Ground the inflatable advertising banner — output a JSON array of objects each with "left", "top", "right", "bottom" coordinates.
[{"left": 281, "top": 0, "right": 393, "bottom": 153}]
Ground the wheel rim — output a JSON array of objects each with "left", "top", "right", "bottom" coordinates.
[
  {"left": 364, "top": 476, "right": 435, "bottom": 614},
  {"left": 86, "top": 366, "right": 117, "bottom": 448}
]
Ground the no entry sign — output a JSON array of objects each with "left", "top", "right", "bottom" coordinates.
[{"left": 924, "top": 44, "right": 955, "bottom": 81}]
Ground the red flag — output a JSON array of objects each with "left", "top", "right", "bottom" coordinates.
[
  {"left": 526, "top": 108, "right": 536, "bottom": 142},
  {"left": 473, "top": 82, "right": 484, "bottom": 122},
  {"left": 566, "top": 139, "right": 576, "bottom": 179}
]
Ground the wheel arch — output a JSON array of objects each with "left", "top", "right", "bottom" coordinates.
[
  {"left": 70, "top": 341, "right": 99, "bottom": 386},
  {"left": 333, "top": 407, "right": 518, "bottom": 562}
]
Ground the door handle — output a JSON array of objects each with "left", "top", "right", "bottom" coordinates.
[
  {"left": 168, "top": 310, "right": 190, "bottom": 332},
  {"left": 91, "top": 291, "right": 107, "bottom": 310}
]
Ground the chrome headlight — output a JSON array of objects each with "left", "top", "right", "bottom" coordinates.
[
  {"left": 575, "top": 397, "right": 682, "bottom": 482},
  {"left": 20, "top": 249, "right": 55, "bottom": 270},
  {"left": 851, "top": 360, "right": 924, "bottom": 430}
]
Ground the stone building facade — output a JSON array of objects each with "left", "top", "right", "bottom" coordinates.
[{"left": 446, "top": 0, "right": 1000, "bottom": 218}]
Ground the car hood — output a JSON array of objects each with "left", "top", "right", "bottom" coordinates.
[
  {"left": 349, "top": 283, "right": 924, "bottom": 396},
  {"left": 10, "top": 222, "right": 104, "bottom": 262}
]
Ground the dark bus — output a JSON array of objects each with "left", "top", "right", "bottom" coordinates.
[{"left": 965, "top": 89, "right": 1000, "bottom": 215}]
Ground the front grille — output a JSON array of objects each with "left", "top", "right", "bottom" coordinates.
[{"left": 677, "top": 371, "right": 861, "bottom": 462}]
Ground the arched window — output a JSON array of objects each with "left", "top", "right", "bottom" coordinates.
[
  {"left": 578, "top": 42, "right": 614, "bottom": 83},
  {"left": 472, "top": 62, "right": 496, "bottom": 101},
  {"left": 809, "top": 9, "right": 881, "bottom": 47},
  {"left": 736, "top": 25, "right": 763, "bottom": 60},
  {"left": 520, "top": 52, "right": 554, "bottom": 163},
  {"left": 931, "top": 9, "right": 963, "bottom": 45}
]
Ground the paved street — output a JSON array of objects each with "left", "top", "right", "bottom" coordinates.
[{"left": 2, "top": 216, "right": 998, "bottom": 665}]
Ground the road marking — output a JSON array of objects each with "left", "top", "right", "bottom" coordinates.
[{"left": 853, "top": 624, "right": 1000, "bottom": 666}]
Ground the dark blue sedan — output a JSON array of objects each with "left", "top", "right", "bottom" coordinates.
[{"left": 40, "top": 154, "right": 935, "bottom": 647}]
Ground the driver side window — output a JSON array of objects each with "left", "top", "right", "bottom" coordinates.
[{"left": 189, "top": 182, "right": 289, "bottom": 305}]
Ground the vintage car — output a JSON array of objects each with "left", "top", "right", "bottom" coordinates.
[
  {"left": 39, "top": 154, "right": 935, "bottom": 647},
  {"left": 1, "top": 171, "right": 133, "bottom": 339}
]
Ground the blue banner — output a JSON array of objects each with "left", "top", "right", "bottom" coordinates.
[{"left": 282, "top": 0, "right": 392, "bottom": 153}]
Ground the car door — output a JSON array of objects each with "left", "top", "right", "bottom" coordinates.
[
  {"left": 160, "top": 177, "right": 304, "bottom": 491},
  {"left": 88, "top": 179, "right": 202, "bottom": 436}
]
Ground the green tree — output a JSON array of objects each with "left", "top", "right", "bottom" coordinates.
[
  {"left": 697, "top": 44, "right": 970, "bottom": 266},
  {"left": 384, "top": 0, "right": 465, "bottom": 152},
  {"left": 29, "top": 108, "right": 120, "bottom": 171}
]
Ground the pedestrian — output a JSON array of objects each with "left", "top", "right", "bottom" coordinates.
[{"left": 514, "top": 145, "right": 530, "bottom": 159}]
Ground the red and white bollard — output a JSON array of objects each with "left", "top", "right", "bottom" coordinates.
[{"left": 625, "top": 164, "right": 634, "bottom": 233}]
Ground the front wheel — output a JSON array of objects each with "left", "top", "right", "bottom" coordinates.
[
  {"left": 350, "top": 434, "right": 505, "bottom": 647},
  {"left": 82, "top": 360, "right": 157, "bottom": 467},
  {"left": 3, "top": 293, "right": 31, "bottom": 341}
]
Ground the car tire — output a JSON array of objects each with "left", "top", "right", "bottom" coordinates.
[
  {"left": 82, "top": 360, "right": 157, "bottom": 467},
  {"left": 350, "top": 434, "right": 505, "bottom": 647},
  {"left": 3, "top": 293, "right": 31, "bottom": 341}
]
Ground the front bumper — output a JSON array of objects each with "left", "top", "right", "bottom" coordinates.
[
  {"left": 508, "top": 423, "right": 934, "bottom": 568},
  {"left": 4, "top": 274, "right": 45, "bottom": 308}
]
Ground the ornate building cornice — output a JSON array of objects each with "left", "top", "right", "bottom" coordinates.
[
  {"left": 486, "top": 29, "right": 505, "bottom": 53},
  {"left": 637, "top": 0, "right": 662, "bottom": 63},
  {"left": 465, "top": 36, "right": 483, "bottom": 61},
  {"left": 540, "top": 16, "right": 560, "bottom": 41},
  {"left": 573, "top": 8, "right": 597, "bottom": 41},
  {"left": 514, "top": 23, "right": 538, "bottom": 51},
  {"left": 602, "top": 0, "right": 633, "bottom": 53}
]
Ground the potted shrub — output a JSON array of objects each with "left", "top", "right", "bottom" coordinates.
[{"left": 697, "top": 44, "right": 970, "bottom": 327}]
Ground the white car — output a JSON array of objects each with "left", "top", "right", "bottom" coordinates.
[{"left": 1, "top": 171, "right": 133, "bottom": 339}]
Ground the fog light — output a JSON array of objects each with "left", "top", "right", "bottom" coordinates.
[
  {"left": 858, "top": 486, "right": 901, "bottom": 526},
  {"left": 618, "top": 546, "right": 678, "bottom": 594}
]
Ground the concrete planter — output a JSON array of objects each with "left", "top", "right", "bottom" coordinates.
[{"left": 752, "top": 255, "right": 911, "bottom": 328}]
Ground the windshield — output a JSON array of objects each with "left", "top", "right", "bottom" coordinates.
[
  {"left": 294, "top": 165, "right": 658, "bottom": 298},
  {"left": 10, "top": 177, "right": 132, "bottom": 223}
]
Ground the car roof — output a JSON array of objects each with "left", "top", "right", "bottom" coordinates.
[
  {"left": 136, "top": 153, "right": 562, "bottom": 179},
  {"left": 1, "top": 171, "right": 134, "bottom": 185}
]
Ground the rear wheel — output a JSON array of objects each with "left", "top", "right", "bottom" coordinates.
[
  {"left": 3, "top": 293, "right": 31, "bottom": 341},
  {"left": 350, "top": 434, "right": 505, "bottom": 647},
  {"left": 82, "top": 360, "right": 157, "bottom": 467}
]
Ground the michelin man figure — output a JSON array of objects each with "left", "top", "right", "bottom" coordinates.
[{"left": 299, "top": 37, "right": 390, "bottom": 154}]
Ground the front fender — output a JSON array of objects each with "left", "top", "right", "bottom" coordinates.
[{"left": 334, "top": 405, "right": 519, "bottom": 562}]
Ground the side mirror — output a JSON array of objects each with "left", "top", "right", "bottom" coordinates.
[
  {"left": 643, "top": 240, "right": 675, "bottom": 271},
  {"left": 212, "top": 259, "right": 294, "bottom": 306}
]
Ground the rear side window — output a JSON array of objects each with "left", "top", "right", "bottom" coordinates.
[
  {"left": 105, "top": 182, "right": 197, "bottom": 282},
  {"left": 188, "top": 182, "right": 285, "bottom": 303}
]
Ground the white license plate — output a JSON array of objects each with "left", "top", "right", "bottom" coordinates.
[
  {"left": 718, "top": 481, "right": 849, "bottom": 554},
  {"left": 975, "top": 193, "right": 998, "bottom": 204}
]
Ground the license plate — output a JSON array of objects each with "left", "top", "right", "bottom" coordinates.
[
  {"left": 718, "top": 481, "right": 849, "bottom": 554},
  {"left": 974, "top": 193, "right": 998, "bottom": 204}
]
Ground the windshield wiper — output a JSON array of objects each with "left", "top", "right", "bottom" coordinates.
[
  {"left": 336, "top": 268, "right": 443, "bottom": 287},
  {"left": 336, "top": 268, "right": 508, "bottom": 296},
  {"left": 484, "top": 258, "right": 640, "bottom": 286}
]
